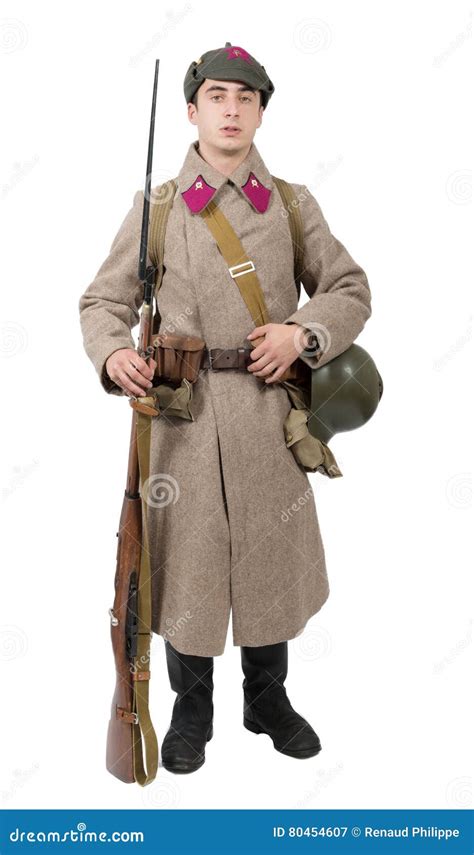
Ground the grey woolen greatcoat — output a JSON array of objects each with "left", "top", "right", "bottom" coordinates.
[{"left": 78, "top": 138, "right": 372, "bottom": 657}]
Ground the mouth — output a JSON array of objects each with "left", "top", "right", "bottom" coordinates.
[{"left": 220, "top": 126, "right": 241, "bottom": 134}]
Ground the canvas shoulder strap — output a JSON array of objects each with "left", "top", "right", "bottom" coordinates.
[
  {"left": 200, "top": 199, "right": 269, "bottom": 326},
  {"left": 271, "top": 176, "right": 305, "bottom": 300},
  {"left": 148, "top": 179, "right": 178, "bottom": 289},
  {"left": 198, "top": 197, "right": 308, "bottom": 385}
]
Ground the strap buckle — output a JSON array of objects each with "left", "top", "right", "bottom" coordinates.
[
  {"left": 116, "top": 706, "right": 139, "bottom": 725},
  {"left": 228, "top": 260, "right": 255, "bottom": 279}
]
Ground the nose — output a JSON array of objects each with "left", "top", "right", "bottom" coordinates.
[{"left": 224, "top": 98, "right": 240, "bottom": 117}]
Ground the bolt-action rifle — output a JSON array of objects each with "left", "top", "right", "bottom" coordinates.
[{"left": 105, "top": 59, "right": 161, "bottom": 786}]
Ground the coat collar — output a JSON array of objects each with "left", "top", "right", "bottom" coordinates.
[{"left": 176, "top": 139, "right": 273, "bottom": 214}]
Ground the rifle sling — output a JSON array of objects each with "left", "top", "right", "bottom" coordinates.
[{"left": 132, "top": 411, "right": 159, "bottom": 785}]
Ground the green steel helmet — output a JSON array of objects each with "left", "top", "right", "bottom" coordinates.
[
  {"left": 184, "top": 41, "right": 275, "bottom": 110},
  {"left": 308, "top": 344, "right": 384, "bottom": 444}
]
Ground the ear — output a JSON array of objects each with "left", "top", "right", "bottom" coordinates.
[{"left": 187, "top": 103, "right": 198, "bottom": 126}]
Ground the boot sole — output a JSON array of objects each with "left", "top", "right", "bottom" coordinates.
[
  {"left": 243, "top": 718, "right": 322, "bottom": 758},
  {"left": 162, "top": 725, "right": 213, "bottom": 774}
]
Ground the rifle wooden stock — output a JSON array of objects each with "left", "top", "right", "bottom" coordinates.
[{"left": 106, "top": 470, "right": 142, "bottom": 783}]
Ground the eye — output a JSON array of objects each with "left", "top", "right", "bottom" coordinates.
[{"left": 210, "top": 94, "right": 252, "bottom": 102}]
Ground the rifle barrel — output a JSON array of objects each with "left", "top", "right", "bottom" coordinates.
[{"left": 138, "top": 58, "right": 160, "bottom": 285}]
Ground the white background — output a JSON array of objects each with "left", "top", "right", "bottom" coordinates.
[{"left": 0, "top": 0, "right": 472, "bottom": 812}]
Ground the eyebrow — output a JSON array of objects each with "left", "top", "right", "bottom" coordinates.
[{"left": 203, "top": 85, "right": 256, "bottom": 95}]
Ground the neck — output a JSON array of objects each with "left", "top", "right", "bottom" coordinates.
[{"left": 196, "top": 138, "right": 251, "bottom": 177}]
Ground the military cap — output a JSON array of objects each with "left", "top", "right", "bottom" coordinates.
[{"left": 184, "top": 41, "right": 275, "bottom": 110}]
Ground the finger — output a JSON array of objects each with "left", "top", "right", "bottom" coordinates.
[
  {"left": 247, "top": 352, "right": 275, "bottom": 371},
  {"left": 118, "top": 369, "right": 151, "bottom": 397},
  {"left": 125, "top": 361, "right": 153, "bottom": 388},
  {"left": 265, "top": 365, "right": 286, "bottom": 384},
  {"left": 247, "top": 324, "right": 270, "bottom": 339},
  {"left": 252, "top": 360, "right": 279, "bottom": 378},
  {"left": 133, "top": 354, "right": 155, "bottom": 380}
]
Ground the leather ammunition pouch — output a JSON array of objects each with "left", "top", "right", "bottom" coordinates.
[{"left": 152, "top": 332, "right": 206, "bottom": 384}]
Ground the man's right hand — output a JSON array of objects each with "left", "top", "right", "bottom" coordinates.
[{"left": 105, "top": 348, "right": 157, "bottom": 397}]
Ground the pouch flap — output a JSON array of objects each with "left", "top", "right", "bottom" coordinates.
[
  {"left": 153, "top": 333, "right": 205, "bottom": 351},
  {"left": 283, "top": 407, "right": 309, "bottom": 447},
  {"left": 283, "top": 406, "right": 343, "bottom": 477},
  {"left": 154, "top": 378, "right": 195, "bottom": 421}
]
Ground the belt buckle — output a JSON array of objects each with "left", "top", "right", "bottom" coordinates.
[
  {"left": 208, "top": 348, "right": 222, "bottom": 370},
  {"left": 237, "top": 347, "right": 248, "bottom": 369},
  {"left": 228, "top": 260, "right": 255, "bottom": 279},
  {"left": 207, "top": 347, "right": 252, "bottom": 370}
]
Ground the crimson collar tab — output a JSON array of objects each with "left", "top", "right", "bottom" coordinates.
[{"left": 181, "top": 170, "right": 271, "bottom": 214}]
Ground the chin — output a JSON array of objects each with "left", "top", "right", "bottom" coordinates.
[{"left": 217, "top": 134, "right": 246, "bottom": 147}]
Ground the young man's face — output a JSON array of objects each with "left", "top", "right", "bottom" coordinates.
[{"left": 187, "top": 79, "right": 264, "bottom": 154}]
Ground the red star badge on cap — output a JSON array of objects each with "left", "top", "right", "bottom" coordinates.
[{"left": 224, "top": 45, "right": 252, "bottom": 64}]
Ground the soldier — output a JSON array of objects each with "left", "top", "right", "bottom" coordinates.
[{"left": 79, "top": 42, "right": 372, "bottom": 775}]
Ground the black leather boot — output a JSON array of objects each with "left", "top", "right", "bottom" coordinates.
[
  {"left": 161, "top": 639, "right": 214, "bottom": 774},
  {"left": 241, "top": 641, "right": 322, "bottom": 758}
]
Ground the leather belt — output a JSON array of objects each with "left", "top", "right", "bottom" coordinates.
[
  {"left": 201, "top": 346, "right": 253, "bottom": 370},
  {"left": 200, "top": 345, "right": 310, "bottom": 384}
]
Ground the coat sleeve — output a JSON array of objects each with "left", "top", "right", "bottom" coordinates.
[
  {"left": 283, "top": 183, "right": 372, "bottom": 370},
  {"left": 78, "top": 189, "right": 146, "bottom": 395}
]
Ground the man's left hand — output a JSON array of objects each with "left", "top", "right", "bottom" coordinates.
[{"left": 246, "top": 323, "right": 309, "bottom": 384}]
